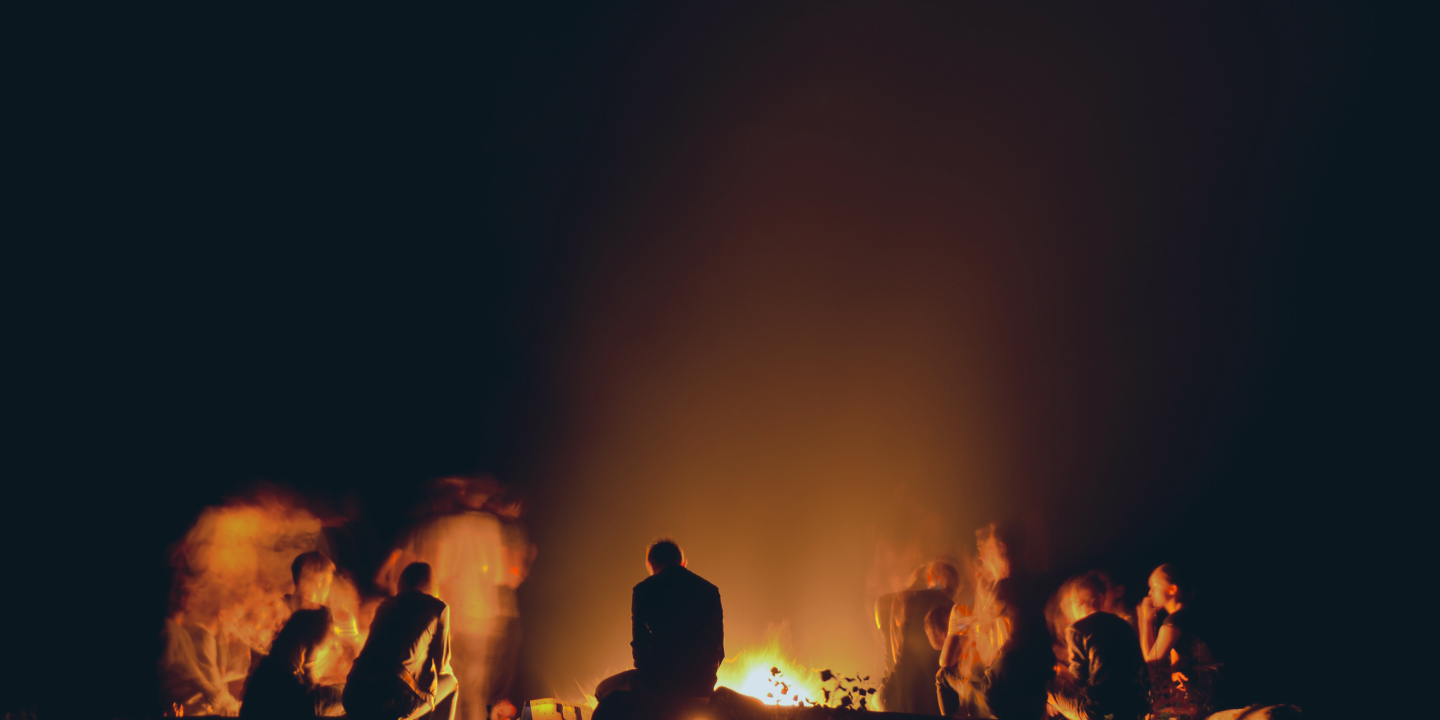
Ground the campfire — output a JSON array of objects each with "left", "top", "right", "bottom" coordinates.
[{"left": 715, "top": 635, "right": 878, "bottom": 710}]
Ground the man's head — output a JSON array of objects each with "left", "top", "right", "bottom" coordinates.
[
  {"left": 399, "top": 561, "right": 435, "bottom": 595},
  {"left": 1069, "top": 572, "right": 1107, "bottom": 619},
  {"left": 1091, "top": 570, "right": 1126, "bottom": 615},
  {"left": 926, "top": 560, "right": 961, "bottom": 598},
  {"left": 291, "top": 552, "right": 336, "bottom": 605},
  {"left": 1148, "top": 563, "right": 1184, "bottom": 610},
  {"left": 645, "top": 539, "right": 685, "bottom": 575}
]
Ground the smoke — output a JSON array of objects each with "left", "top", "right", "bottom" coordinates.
[{"left": 168, "top": 487, "right": 322, "bottom": 646}]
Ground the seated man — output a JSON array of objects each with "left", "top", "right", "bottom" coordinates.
[
  {"left": 1048, "top": 572, "right": 1148, "bottom": 720},
  {"left": 593, "top": 539, "right": 724, "bottom": 714},
  {"left": 344, "top": 563, "right": 458, "bottom": 720},
  {"left": 242, "top": 552, "right": 346, "bottom": 718}
]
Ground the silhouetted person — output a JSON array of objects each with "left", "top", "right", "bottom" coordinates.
[
  {"left": 594, "top": 539, "right": 725, "bottom": 712},
  {"left": 241, "top": 606, "right": 341, "bottom": 719},
  {"left": 941, "top": 577, "right": 1054, "bottom": 720},
  {"left": 345, "top": 563, "right": 458, "bottom": 720},
  {"left": 1139, "top": 564, "right": 1217, "bottom": 720},
  {"left": 1048, "top": 573, "right": 1147, "bottom": 720},
  {"left": 882, "top": 561, "right": 955, "bottom": 714}
]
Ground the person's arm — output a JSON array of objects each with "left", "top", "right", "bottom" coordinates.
[
  {"left": 630, "top": 587, "right": 652, "bottom": 670},
  {"left": 710, "top": 587, "right": 726, "bottom": 666},
  {"left": 1137, "top": 598, "right": 1156, "bottom": 657},
  {"left": 1143, "top": 623, "right": 1177, "bottom": 664},
  {"left": 430, "top": 605, "right": 454, "bottom": 678},
  {"left": 1066, "top": 626, "right": 1088, "bottom": 685},
  {"left": 939, "top": 631, "right": 964, "bottom": 668}
]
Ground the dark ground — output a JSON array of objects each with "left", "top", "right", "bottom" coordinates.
[{"left": 2, "top": 3, "right": 1427, "bottom": 719}]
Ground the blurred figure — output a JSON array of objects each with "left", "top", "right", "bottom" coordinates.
[
  {"left": 937, "top": 526, "right": 1012, "bottom": 718},
  {"left": 1047, "top": 572, "right": 1147, "bottom": 720},
  {"left": 241, "top": 606, "right": 343, "bottom": 719},
  {"left": 159, "top": 590, "right": 243, "bottom": 716},
  {"left": 940, "top": 577, "right": 1054, "bottom": 720},
  {"left": 1090, "top": 570, "right": 1135, "bottom": 631},
  {"left": 240, "top": 551, "right": 346, "bottom": 717},
  {"left": 925, "top": 604, "right": 951, "bottom": 653},
  {"left": 1138, "top": 564, "right": 1218, "bottom": 720},
  {"left": 381, "top": 476, "right": 533, "bottom": 720},
  {"left": 881, "top": 561, "right": 956, "bottom": 714},
  {"left": 345, "top": 562, "right": 458, "bottom": 720},
  {"left": 593, "top": 539, "right": 725, "bottom": 715}
]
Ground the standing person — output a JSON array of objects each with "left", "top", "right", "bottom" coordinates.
[
  {"left": 344, "top": 563, "right": 458, "bottom": 720},
  {"left": 1048, "top": 572, "right": 1148, "bottom": 720},
  {"left": 382, "top": 476, "right": 513, "bottom": 720},
  {"left": 1138, "top": 564, "right": 1218, "bottom": 720},
  {"left": 593, "top": 539, "right": 725, "bottom": 710},
  {"left": 882, "top": 561, "right": 956, "bottom": 714}
]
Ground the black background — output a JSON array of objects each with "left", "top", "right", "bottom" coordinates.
[{"left": 3, "top": 3, "right": 1423, "bottom": 719}]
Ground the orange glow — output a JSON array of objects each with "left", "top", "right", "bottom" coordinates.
[{"left": 714, "top": 636, "right": 878, "bottom": 709}]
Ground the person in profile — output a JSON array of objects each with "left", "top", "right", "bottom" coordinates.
[
  {"left": 593, "top": 539, "right": 724, "bottom": 716},
  {"left": 344, "top": 562, "right": 458, "bottom": 720},
  {"left": 1048, "top": 572, "right": 1148, "bottom": 720},
  {"left": 1139, "top": 564, "right": 1218, "bottom": 720}
]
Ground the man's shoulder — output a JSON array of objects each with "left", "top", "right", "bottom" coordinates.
[
  {"left": 636, "top": 565, "right": 719, "bottom": 593},
  {"left": 388, "top": 590, "right": 448, "bottom": 616},
  {"left": 1076, "top": 610, "right": 1135, "bottom": 637}
]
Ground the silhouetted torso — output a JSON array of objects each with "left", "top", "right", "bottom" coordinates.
[
  {"left": 883, "top": 587, "right": 951, "bottom": 714},
  {"left": 1065, "top": 611, "right": 1148, "bottom": 720},
  {"left": 631, "top": 565, "right": 724, "bottom": 696},
  {"left": 344, "top": 591, "right": 451, "bottom": 719},
  {"left": 241, "top": 608, "right": 332, "bottom": 720}
]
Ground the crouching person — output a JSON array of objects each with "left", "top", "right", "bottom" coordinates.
[
  {"left": 345, "top": 563, "right": 459, "bottom": 720},
  {"left": 241, "top": 607, "right": 343, "bottom": 719},
  {"left": 1048, "top": 572, "right": 1148, "bottom": 720}
]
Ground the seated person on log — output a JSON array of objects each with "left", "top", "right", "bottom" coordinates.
[
  {"left": 1139, "top": 564, "right": 1218, "bottom": 720},
  {"left": 344, "top": 562, "right": 458, "bottom": 720},
  {"left": 939, "top": 577, "right": 1054, "bottom": 720},
  {"left": 1047, "top": 572, "right": 1148, "bottom": 720},
  {"left": 594, "top": 539, "right": 725, "bottom": 706}
]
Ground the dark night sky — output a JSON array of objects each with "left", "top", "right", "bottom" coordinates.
[{"left": 3, "top": 4, "right": 1423, "bottom": 719}]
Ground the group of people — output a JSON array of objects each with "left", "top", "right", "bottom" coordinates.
[
  {"left": 877, "top": 527, "right": 1219, "bottom": 720},
  {"left": 159, "top": 475, "right": 533, "bottom": 720}
]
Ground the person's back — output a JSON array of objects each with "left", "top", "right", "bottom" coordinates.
[
  {"left": 888, "top": 587, "right": 951, "bottom": 714},
  {"left": 631, "top": 562, "right": 724, "bottom": 695},
  {"left": 593, "top": 539, "right": 724, "bottom": 720},
  {"left": 344, "top": 563, "right": 456, "bottom": 720},
  {"left": 1065, "top": 610, "right": 1147, "bottom": 720}
]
